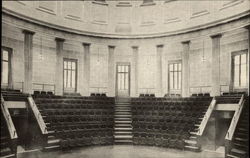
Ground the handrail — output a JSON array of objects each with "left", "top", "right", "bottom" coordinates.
[
  {"left": 189, "top": 86, "right": 211, "bottom": 94},
  {"left": 27, "top": 95, "right": 48, "bottom": 134},
  {"left": 32, "top": 83, "right": 55, "bottom": 93},
  {"left": 1, "top": 95, "right": 18, "bottom": 139},
  {"left": 197, "top": 97, "right": 216, "bottom": 136},
  {"left": 225, "top": 94, "right": 245, "bottom": 140}
]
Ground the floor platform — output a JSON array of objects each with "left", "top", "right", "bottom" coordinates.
[{"left": 17, "top": 145, "right": 225, "bottom": 158}]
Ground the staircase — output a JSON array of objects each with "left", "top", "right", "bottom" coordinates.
[
  {"left": 227, "top": 97, "right": 249, "bottom": 158},
  {"left": 39, "top": 112, "right": 60, "bottom": 151},
  {"left": 0, "top": 109, "right": 15, "bottom": 158},
  {"left": 184, "top": 118, "right": 203, "bottom": 152},
  {"left": 184, "top": 97, "right": 213, "bottom": 152},
  {"left": 114, "top": 98, "right": 133, "bottom": 144}
]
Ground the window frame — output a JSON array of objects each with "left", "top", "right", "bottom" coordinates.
[
  {"left": 1, "top": 46, "right": 12, "bottom": 88},
  {"left": 231, "top": 50, "right": 248, "bottom": 91}
]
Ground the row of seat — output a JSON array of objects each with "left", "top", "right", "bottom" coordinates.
[
  {"left": 131, "top": 96, "right": 210, "bottom": 150},
  {"left": 34, "top": 95, "right": 115, "bottom": 149}
]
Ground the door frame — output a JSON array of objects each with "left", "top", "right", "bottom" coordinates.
[
  {"left": 115, "top": 62, "right": 131, "bottom": 97},
  {"left": 63, "top": 58, "right": 78, "bottom": 93}
]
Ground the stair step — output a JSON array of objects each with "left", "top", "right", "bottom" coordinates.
[
  {"left": 0, "top": 148, "right": 12, "bottom": 157},
  {"left": 114, "top": 127, "right": 132, "bottom": 131},
  {"left": 190, "top": 136, "right": 197, "bottom": 140},
  {"left": 115, "top": 118, "right": 132, "bottom": 121},
  {"left": 238, "top": 128, "right": 248, "bottom": 132},
  {"left": 114, "top": 114, "right": 132, "bottom": 117},
  {"left": 48, "top": 139, "right": 60, "bottom": 144},
  {"left": 184, "top": 145, "right": 201, "bottom": 152},
  {"left": 115, "top": 124, "right": 132, "bottom": 128},
  {"left": 114, "top": 131, "right": 132, "bottom": 135},
  {"left": 234, "top": 137, "right": 248, "bottom": 142},
  {"left": 226, "top": 154, "right": 240, "bottom": 158},
  {"left": 0, "top": 154, "right": 15, "bottom": 158},
  {"left": 114, "top": 135, "right": 133, "bottom": 139},
  {"left": 185, "top": 140, "right": 197, "bottom": 145},
  {"left": 114, "top": 140, "right": 133, "bottom": 144},
  {"left": 190, "top": 132, "right": 197, "bottom": 135},
  {"left": 43, "top": 145, "right": 60, "bottom": 152},
  {"left": 114, "top": 120, "right": 132, "bottom": 124},
  {"left": 233, "top": 142, "right": 248, "bottom": 149},
  {"left": 231, "top": 148, "right": 247, "bottom": 155}
]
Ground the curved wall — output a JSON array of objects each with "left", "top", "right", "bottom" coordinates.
[
  {"left": 2, "top": 0, "right": 250, "bottom": 37},
  {"left": 1, "top": 2, "right": 250, "bottom": 97}
]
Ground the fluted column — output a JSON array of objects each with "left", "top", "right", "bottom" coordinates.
[
  {"left": 210, "top": 34, "right": 222, "bottom": 96},
  {"left": 55, "top": 38, "right": 65, "bottom": 95},
  {"left": 132, "top": 46, "right": 139, "bottom": 97},
  {"left": 156, "top": 45, "right": 163, "bottom": 97},
  {"left": 181, "top": 41, "right": 190, "bottom": 97},
  {"left": 83, "top": 43, "right": 91, "bottom": 96},
  {"left": 108, "top": 45, "right": 115, "bottom": 97},
  {"left": 23, "top": 30, "right": 35, "bottom": 94}
]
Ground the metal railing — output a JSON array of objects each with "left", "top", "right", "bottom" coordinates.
[
  {"left": 1, "top": 95, "right": 18, "bottom": 139},
  {"left": 27, "top": 96, "right": 48, "bottom": 134},
  {"left": 225, "top": 94, "right": 245, "bottom": 140},
  {"left": 197, "top": 97, "right": 216, "bottom": 136},
  {"left": 32, "top": 83, "right": 55, "bottom": 94}
]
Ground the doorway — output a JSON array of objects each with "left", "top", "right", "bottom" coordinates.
[
  {"left": 63, "top": 58, "right": 77, "bottom": 94},
  {"left": 116, "top": 63, "right": 130, "bottom": 97}
]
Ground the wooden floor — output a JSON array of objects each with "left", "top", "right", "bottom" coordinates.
[{"left": 18, "top": 145, "right": 225, "bottom": 158}]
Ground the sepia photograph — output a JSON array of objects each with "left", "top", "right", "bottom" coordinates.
[{"left": 1, "top": 0, "right": 249, "bottom": 158}]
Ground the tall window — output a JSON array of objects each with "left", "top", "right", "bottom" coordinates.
[
  {"left": 169, "top": 62, "right": 182, "bottom": 91},
  {"left": 63, "top": 59, "right": 77, "bottom": 93},
  {"left": 1, "top": 47, "right": 11, "bottom": 87},
  {"left": 232, "top": 51, "right": 248, "bottom": 89}
]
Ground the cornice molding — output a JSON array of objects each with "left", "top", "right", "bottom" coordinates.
[{"left": 2, "top": 8, "right": 250, "bottom": 39}]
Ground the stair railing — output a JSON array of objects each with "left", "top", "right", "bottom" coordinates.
[
  {"left": 27, "top": 95, "right": 48, "bottom": 134},
  {"left": 197, "top": 97, "right": 216, "bottom": 136},
  {"left": 225, "top": 94, "right": 245, "bottom": 140},
  {"left": 1, "top": 95, "right": 18, "bottom": 139}
]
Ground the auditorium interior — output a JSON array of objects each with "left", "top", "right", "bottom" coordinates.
[{"left": 1, "top": 0, "right": 249, "bottom": 158}]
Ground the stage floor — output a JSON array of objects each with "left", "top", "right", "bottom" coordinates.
[{"left": 18, "top": 145, "right": 225, "bottom": 158}]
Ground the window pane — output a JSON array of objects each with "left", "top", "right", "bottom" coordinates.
[
  {"left": 241, "top": 54, "right": 246, "bottom": 65},
  {"left": 64, "top": 61, "right": 67, "bottom": 69},
  {"left": 67, "top": 70, "right": 71, "bottom": 88},
  {"left": 234, "top": 55, "right": 240, "bottom": 65},
  {"left": 2, "top": 50, "right": 8, "bottom": 61},
  {"left": 72, "top": 70, "right": 75, "bottom": 88},
  {"left": 72, "top": 62, "right": 76, "bottom": 70},
  {"left": 178, "top": 71, "right": 182, "bottom": 89},
  {"left": 68, "top": 62, "right": 71, "bottom": 70},
  {"left": 2, "top": 61, "right": 8, "bottom": 84},
  {"left": 64, "top": 70, "right": 67, "bottom": 88},
  {"left": 170, "top": 72, "right": 173, "bottom": 89},
  {"left": 118, "top": 66, "right": 121, "bottom": 73},
  {"left": 234, "top": 65, "right": 239, "bottom": 87},
  {"left": 174, "top": 64, "right": 178, "bottom": 71},
  {"left": 178, "top": 63, "right": 182, "bottom": 71},
  {"left": 169, "top": 64, "right": 173, "bottom": 71},
  {"left": 125, "top": 66, "right": 128, "bottom": 73},
  {"left": 121, "top": 73, "right": 123, "bottom": 90},
  {"left": 125, "top": 73, "right": 128, "bottom": 90},
  {"left": 240, "top": 63, "right": 247, "bottom": 87},
  {"left": 174, "top": 71, "right": 178, "bottom": 89}
]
